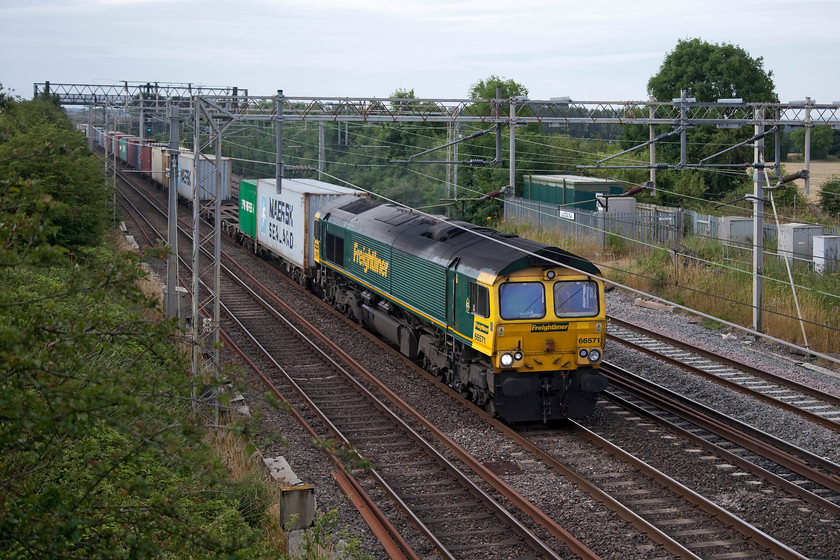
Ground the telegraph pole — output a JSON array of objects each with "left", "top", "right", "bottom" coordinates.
[
  {"left": 276, "top": 90, "right": 284, "bottom": 192},
  {"left": 165, "top": 105, "right": 180, "bottom": 318},
  {"left": 752, "top": 107, "right": 765, "bottom": 332},
  {"left": 509, "top": 93, "right": 516, "bottom": 194},
  {"left": 649, "top": 96, "right": 656, "bottom": 195},
  {"left": 804, "top": 97, "right": 812, "bottom": 196},
  {"left": 318, "top": 120, "right": 325, "bottom": 180}
]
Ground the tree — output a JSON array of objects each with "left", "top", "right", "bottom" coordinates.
[
  {"left": 819, "top": 178, "right": 840, "bottom": 217},
  {"left": 468, "top": 75, "right": 529, "bottom": 100},
  {"left": 790, "top": 126, "right": 835, "bottom": 160},
  {"left": 0, "top": 90, "right": 279, "bottom": 559},
  {"left": 626, "top": 38, "right": 779, "bottom": 202},
  {"left": 647, "top": 38, "right": 777, "bottom": 103},
  {"left": 0, "top": 97, "right": 111, "bottom": 247}
]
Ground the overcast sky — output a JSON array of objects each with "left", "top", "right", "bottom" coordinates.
[{"left": 1, "top": 0, "right": 838, "bottom": 103}]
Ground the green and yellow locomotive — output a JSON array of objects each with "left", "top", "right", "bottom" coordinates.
[{"left": 314, "top": 195, "right": 607, "bottom": 423}]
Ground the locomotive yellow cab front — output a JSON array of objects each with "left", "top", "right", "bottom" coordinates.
[
  {"left": 482, "top": 267, "right": 608, "bottom": 422},
  {"left": 490, "top": 268, "right": 605, "bottom": 372},
  {"left": 312, "top": 194, "right": 608, "bottom": 423}
]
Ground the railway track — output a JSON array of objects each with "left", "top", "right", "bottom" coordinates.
[
  {"left": 220, "top": 261, "right": 576, "bottom": 559},
  {"left": 600, "top": 362, "right": 840, "bottom": 517},
  {"left": 606, "top": 316, "right": 840, "bottom": 433}
]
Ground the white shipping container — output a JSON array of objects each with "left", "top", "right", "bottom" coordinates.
[
  {"left": 254, "top": 178, "right": 361, "bottom": 271},
  {"left": 150, "top": 145, "right": 170, "bottom": 187},
  {"left": 177, "top": 151, "right": 232, "bottom": 201}
]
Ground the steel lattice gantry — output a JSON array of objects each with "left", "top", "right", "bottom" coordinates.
[
  {"left": 34, "top": 81, "right": 246, "bottom": 108},
  {"left": 65, "top": 86, "right": 840, "bottom": 391},
  {"left": 192, "top": 93, "right": 840, "bottom": 126}
]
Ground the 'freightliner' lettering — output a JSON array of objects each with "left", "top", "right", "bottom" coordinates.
[
  {"left": 353, "top": 242, "right": 389, "bottom": 277},
  {"left": 530, "top": 323, "right": 570, "bottom": 333}
]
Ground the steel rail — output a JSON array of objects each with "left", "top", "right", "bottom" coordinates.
[
  {"left": 116, "top": 166, "right": 420, "bottom": 560},
  {"left": 569, "top": 422, "right": 808, "bottom": 560},
  {"left": 216, "top": 327, "right": 419, "bottom": 560},
  {"left": 217, "top": 250, "right": 588, "bottom": 560},
  {"left": 608, "top": 316, "right": 840, "bottom": 408},
  {"left": 602, "top": 362, "right": 840, "bottom": 516},
  {"left": 607, "top": 316, "right": 840, "bottom": 433},
  {"left": 121, "top": 175, "right": 574, "bottom": 559}
]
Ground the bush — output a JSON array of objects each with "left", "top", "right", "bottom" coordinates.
[{"left": 819, "top": 177, "right": 840, "bottom": 217}]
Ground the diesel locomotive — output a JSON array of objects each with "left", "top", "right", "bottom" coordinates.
[{"left": 312, "top": 195, "right": 607, "bottom": 423}]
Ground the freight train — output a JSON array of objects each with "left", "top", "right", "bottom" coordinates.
[
  {"left": 237, "top": 178, "right": 608, "bottom": 423},
  {"left": 94, "top": 127, "right": 608, "bottom": 423}
]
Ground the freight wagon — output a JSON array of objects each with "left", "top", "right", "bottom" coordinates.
[
  {"left": 237, "top": 178, "right": 364, "bottom": 283},
  {"left": 90, "top": 127, "right": 229, "bottom": 203},
  {"left": 176, "top": 150, "right": 232, "bottom": 201}
]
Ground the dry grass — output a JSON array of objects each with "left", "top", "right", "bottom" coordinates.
[
  {"left": 110, "top": 230, "right": 167, "bottom": 321},
  {"left": 605, "top": 255, "right": 840, "bottom": 359},
  {"left": 790, "top": 160, "right": 840, "bottom": 203},
  {"left": 207, "top": 423, "right": 288, "bottom": 552}
]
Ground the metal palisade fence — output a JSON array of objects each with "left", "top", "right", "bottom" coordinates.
[
  {"left": 503, "top": 197, "right": 840, "bottom": 272},
  {"left": 504, "top": 197, "right": 683, "bottom": 249}
]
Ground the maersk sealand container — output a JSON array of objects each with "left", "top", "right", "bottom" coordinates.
[
  {"left": 240, "top": 178, "right": 362, "bottom": 274},
  {"left": 177, "top": 150, "right": 232, "bottom": 201}
]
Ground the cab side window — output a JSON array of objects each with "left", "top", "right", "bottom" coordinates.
[
  {"left": 470, "top": 283, "right": 490, "bottom": 318},
  {"left": 325, "top": 231, "right": 344, "bottom": 266}
]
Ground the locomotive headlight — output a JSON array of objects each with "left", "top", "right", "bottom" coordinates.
[
  {"left": 500, "top": 353, "right": 515, "bottom": 367},
  {"left": 588, "top": 349, "right": 601, "bottom": 362},
  {"left": 579, "top": 349, "right": 588, "bottom": 358},
  {"left": 514, "top": 351, "right": 523, "bottom": 361}
]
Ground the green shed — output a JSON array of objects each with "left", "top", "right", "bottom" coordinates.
[{"left": 522, "top": 175, "right": 624, "bottom": 211}]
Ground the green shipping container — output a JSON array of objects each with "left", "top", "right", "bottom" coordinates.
[
  {"left": 522, "top": 175, "right": 624, "bottom": 211},
  {"left": 119, "top": 137, "right": 128, "bottom": 162},
  {"left": 239, "top": 179, "right": 257, "bottom": 239}
]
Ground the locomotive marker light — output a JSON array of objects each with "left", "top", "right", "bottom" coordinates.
[
  {"left": 500, "top": 353, "right": 515, "bottom": 367},
  {"left": 588, "top": 349, "right": 601, "bottom": 362}
]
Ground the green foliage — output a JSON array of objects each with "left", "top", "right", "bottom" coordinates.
[
  {"left": 468, "top": 75, "right": 529, "bottom": 100},
  {"left": 790, "top": 126, "right": 835, "bottom": 159},
  {"left": 668, "top": 170, "right": 709, "bottom": 207},
  {"left": 647, "top": 38, "right": 777, "bottom": 103},
  {"left": 0, "top": 249, "right": 285, "bottom": 559},
  {"left": 606, "top": 230, "right": 628, "bottom": 255},
  {"left": 0, "top": 91, "right": 281, "bottom": 559},
  {"left": 618, "top": 39, "right": 779, "bottom": 202},
  {"left": 819, "top": 177, "right": 840, "bottom": 217},
  {"left": 0, "top": 94, "right": 111, "bottom": 248},
  {"left": 293, "top": 510, "right": 372, "bottom": 560}
]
